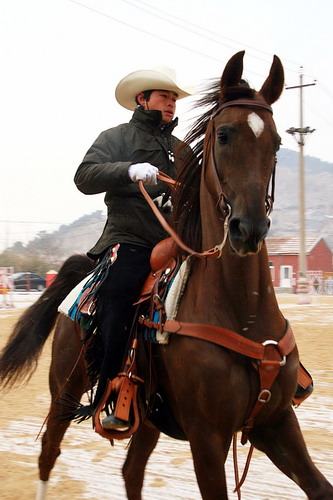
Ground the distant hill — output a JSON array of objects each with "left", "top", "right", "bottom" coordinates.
[
  {"left": 5, "top": 147, "right": 333, "bottom": 265},
  {"left": 270, "top": 149, "right": 333, "bottom": 248}
]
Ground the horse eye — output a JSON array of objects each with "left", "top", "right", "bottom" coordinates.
[{"left": 217, "top": 129, "right": 229, "bottom": 145}]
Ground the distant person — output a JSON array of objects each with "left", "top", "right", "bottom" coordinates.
[
  {"left": 0, "top": 272, "right": 13, "bottom": 308},
  {"left": 74, "top": 67, "right": 194, "bottom": 430}
]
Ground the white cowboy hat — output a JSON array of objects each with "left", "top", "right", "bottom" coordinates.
[{"left": 115, "top": 67, "right": 194, "bottom": 110}]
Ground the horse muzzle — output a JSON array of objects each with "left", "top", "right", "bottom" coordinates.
[{"left": 228, "top": 215, "right": 270, "bottom": 256}]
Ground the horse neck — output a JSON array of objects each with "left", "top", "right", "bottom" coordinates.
[
  {"left": 186, "top": 245, "right": 285, "bottom": 340},
  {"left": 182, "top": 186, "right": 285, "bottom": 340}
]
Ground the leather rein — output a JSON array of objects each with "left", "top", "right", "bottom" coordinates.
[{"left": 139, "top": 171, "right": 230, "bottom": 258}]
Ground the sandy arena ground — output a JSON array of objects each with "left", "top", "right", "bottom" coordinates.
[{"left": 0, "top": 293, "right": 332, "bottom": 499}]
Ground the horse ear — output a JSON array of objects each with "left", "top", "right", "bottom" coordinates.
[
  {"left": 221, "top": 51, "right": 245, "bottom": 90},
  {"left": 259, "top": 55, "right": 285, "bottom": 105}
]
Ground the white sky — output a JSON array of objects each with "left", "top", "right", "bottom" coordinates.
[{"left": 1, "top": 0, "right": 333, "bottom": 251}]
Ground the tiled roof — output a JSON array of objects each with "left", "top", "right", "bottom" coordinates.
[{"left": 265, "top": 237, "right": 319, "bottom": 255}]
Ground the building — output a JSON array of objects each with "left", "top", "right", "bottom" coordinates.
[{"left": 265, "top": 237, "right": 333, "bottom": 292}]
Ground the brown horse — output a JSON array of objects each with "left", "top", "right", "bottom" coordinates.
[{"left": 1, "top": 51, "right": 332, "bottom": 500}]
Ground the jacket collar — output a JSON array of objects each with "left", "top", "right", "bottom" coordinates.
[{"left": 130, "top": 108, "right": 178, "bottom": 135}]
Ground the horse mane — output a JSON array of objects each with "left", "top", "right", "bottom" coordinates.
[{"left": 173, "top": 79, "right": 255, "bottom": 251}]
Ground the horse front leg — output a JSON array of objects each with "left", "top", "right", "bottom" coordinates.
[
  {"left": 189, "top": 431, "right": 232, "bottom": 500},
  {"left": 250, "top": 406, "right": 333, "bottom": 500},
  {"left": 122, "top": 423, "right": 160, "bottom": 500}
]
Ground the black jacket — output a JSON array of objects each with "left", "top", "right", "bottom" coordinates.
[{"left": 74, "top": 108, "right": 190, "bottom": 257}]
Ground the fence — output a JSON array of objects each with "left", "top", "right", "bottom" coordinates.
[{"left": 307, "top": 271, "right": 333, "bottom": 295}]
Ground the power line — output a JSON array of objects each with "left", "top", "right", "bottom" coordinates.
[
  {"left": 69, "top": 0, "right": 229, "bottom": 66},
  {"left": 0, "top": 213, "right": 106, "bottom": 225},
  {"left": 69, "top": 0, "right": 285, "bottom": 79},
  {"left": 306, "top": 101, "right": 333, "bottom": 130},
  {"left": 0, "top": 220, "right": 66, "bottom": 225},
  {"left": 121, "top": 0, "right": 259, "bottom": 60},
  {"left": 317, "top": 82, "right": 333, "bottom": 101},
  {"left": 121, "top": 0, "right": 301, "bottom": 71}
]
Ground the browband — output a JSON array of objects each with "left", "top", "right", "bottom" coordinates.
[{"left": 211, "top": 99, "right": 273, "bottom": 119}]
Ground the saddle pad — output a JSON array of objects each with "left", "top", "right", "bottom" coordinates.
[
  {"left": 58, "top": 274, "right": 92, "bottom": 318},
  {"left": 164, "top": 257, "right": 190, "bottom": 320},
  {"left": 155, "top": 257, "right": 191, "bottom": 344},
  {"left": 58, "top": 244, "right": 120, "bottom": 321}
]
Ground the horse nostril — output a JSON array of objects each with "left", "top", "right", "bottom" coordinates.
[
  {"left": 229, "top": 218, "right": 244, "bottom": 242},
  {"left": 229, "top": 217, "right": 270, "bottom": 247}
]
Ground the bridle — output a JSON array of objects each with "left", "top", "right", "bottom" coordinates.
[
  {"left": 139, "top": 98, "right": 278, "bottom": 258},
  {"left": 207, "top": 98, "right": 277, "bottom": 218}
]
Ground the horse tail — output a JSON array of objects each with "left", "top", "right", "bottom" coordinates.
[{"left": 0, "top": 254, "right": 95, "bottom": 389}]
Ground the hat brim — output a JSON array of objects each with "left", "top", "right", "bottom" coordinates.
[{"left": 115, "top": 69, "right": 194, "bottom": 110}]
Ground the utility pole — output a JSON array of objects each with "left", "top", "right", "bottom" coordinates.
[{"left": 286, "top": 68, "right": 315, "bottom": 303}]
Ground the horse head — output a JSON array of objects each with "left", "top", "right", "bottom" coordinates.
[{"left": 201, "top": 51, "right": 284, "bottom": 256}]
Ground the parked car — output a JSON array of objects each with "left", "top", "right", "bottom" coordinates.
[{"left": 13, "top": 272, "right": 46, "bottom": 291}]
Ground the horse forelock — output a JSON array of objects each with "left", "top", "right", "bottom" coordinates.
[{"left": 221, "top": 82, "right": 256, "bottom": 103}]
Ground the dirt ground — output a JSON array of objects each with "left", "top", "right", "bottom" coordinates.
[{"left": 0, "top": 294, "right": 332, "bottom": 499}]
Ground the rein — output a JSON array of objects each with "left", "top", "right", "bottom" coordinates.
[{"left": 139, "top": 172, "right": 231, "bottom": 258}]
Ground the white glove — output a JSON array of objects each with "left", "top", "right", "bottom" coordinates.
[{"left": 128, "top": 163, "right": 159, "bottom": 185}]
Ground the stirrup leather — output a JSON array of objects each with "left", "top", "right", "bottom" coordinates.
[{"left": 93, "top": 338, "right": 144, "bottom": 441}]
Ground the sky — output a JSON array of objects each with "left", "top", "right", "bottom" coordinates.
[{"left": 1, "top": 0, "right": 333, "bottom": 251}]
